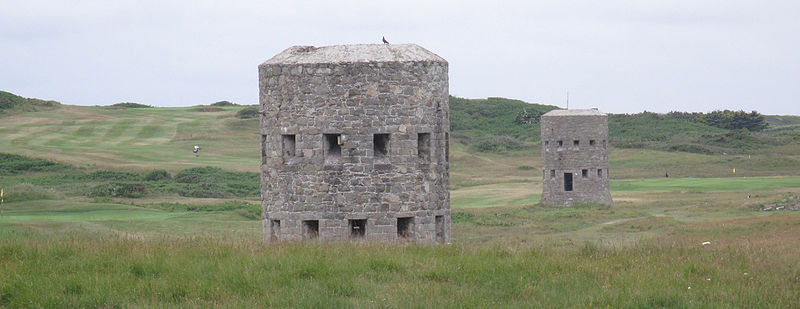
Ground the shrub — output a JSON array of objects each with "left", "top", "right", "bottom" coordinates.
[
  {"left": 235, "top": 107, "right": 260, "bottom": 119},
  {"left": 144, "top": 170, "right": 171, "bottom": 181},
  {"left": 88, "top": 183, "right": 146, "bottom": 198},
  {"left": 80, "top": 170, "right": 141, "bottom": 181},
  {"left": 110, "top": 102, "right": 152, "bottom": 108},
  {"left": 469, "top": 135, "right": 525, "bottom": 153},
  {"left": 0, "top": 153, "right": 72, "bottom": 175},
  {"left": 210, "top": 101, "right": 239, "bottom": 107}
]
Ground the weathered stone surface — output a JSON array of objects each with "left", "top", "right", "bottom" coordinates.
[
  {"left": 260, "top": 44, "right": 451, "bottom": 243},
  {"left": 540, "top": 109, "right": 613, "bottom": 206}
]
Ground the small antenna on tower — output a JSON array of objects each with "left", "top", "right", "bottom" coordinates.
[{"left": 566, "top": 90, "right": 570, "bottom": 109}]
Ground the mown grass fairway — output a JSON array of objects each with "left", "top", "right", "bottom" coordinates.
[{"left": 2, "top": 104, "right": 800, "bottom": 307}]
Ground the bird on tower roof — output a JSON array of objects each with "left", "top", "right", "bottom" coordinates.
[{"left": 382, "top": 36, "right": 389, "bottom": 44}]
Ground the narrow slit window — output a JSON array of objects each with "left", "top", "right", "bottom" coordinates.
[
  {"left": 589, "top": 140, "right": 596, "bottom": 146},
  {"left": 574, "top": 140, "right": 580, "bottom": 147},
  {"left": 550, "top": 170, "right": 556, "bottom": 179},
  {"left": 544, "top": 140, "right": 550, "bottom": 147},
  {"left": 564, "top": 173, "right": 573, "bottom": 192},
  {"left": 557, "top": 140, "right": 563, "bottom": 147},
  {"left": 373, "top": 133, "right": 390, "bottom": 158},
  {"left": 350, "top": 219, "right": 366, "bottom": 239},
  {"left": 597, "top": 168, "right": 603, "bottom": 178},
  {"left": 303, "top": 220, "right": 319, "bottom": 239},
  {"left": 417, "top": 133, "right": 431, "bottom": 161},
  {"left": 261, "top": 135, "right": 268, "bottom": 165},
  {"left": 397, "top": 217, "right": 414, "bottom": 239},
  {"left": 435, "top": 215, "right": 445, "bottom": 243},
  {"left": 445, "top": 133, "right": 450, "bottom": 162},
  {"left": 282, "top": 134, "right": 296, "bottom": 158},
  {"left": 270, "top": 220, "right": 280, "bottom": 241},
  {"left": 582, "top": 169, "right": 588, "bottom": 179},
  {"left": 602, "top": 140, "right": 607, "bottom": 148},
  {"left": 324, "top": 134, "right": 342, "bottom": 164}
]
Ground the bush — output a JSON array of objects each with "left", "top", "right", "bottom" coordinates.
[
  {"left": 110, "top": 102, "right": 152, "bottom": 108},
  {"left": 80, "top": 170, "right": 141, "bottom": 181},
  {"left": 469, "top": 135, "right": 525, "bottom": 153},
  {"left": 0, "top": 153, "right": 72, "bottom": 175},
  {"left": 210, "top": 101, "right": 239, "bottom": 107},
  {"left": 88, "top": 183, "right": 146, "bottom": 198},
  {"left": 172, "top": 167, "right": 259, "bottom": 198},
  {"left": 235, "top": 107, "right": 260, "bottom": 119},
  {"left": 144, "top": 170, "right": 171, "bottom": 181}
]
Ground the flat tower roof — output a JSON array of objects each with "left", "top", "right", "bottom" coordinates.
[
  {"left": 262, "top": 44, "right": 447, "bottom": 65},
  {"left": 542, "top": 109, "right": 606, "bottom": 117}
]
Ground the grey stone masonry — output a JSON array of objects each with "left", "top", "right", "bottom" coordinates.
[
  {"left": 540, "top": 109, "right": 613, "bottom": 206},
  {"left": 259, "top": 44, "right": 450, "bottom": 243}
]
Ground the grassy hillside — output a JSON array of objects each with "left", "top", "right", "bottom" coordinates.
[{"left": 0, "top": 91, "right": 60, "bottom": 114}]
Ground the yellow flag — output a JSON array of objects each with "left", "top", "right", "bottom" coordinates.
[{"left": 733, "top": 168, "right": 736, "bottom": 174}]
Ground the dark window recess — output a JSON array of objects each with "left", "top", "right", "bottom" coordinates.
[
  {"left": 282, "top": 134, "right": 296, "bottom": 158},
  {"left": 557, "top": 140, "right": 563, "bottom": 147},
  {"left": 582, "top": 169, "right": 588, "bottom": 179},
  {"left": 261, "top": 135, "right": 268, "bottom": 165},
  {"left": 324, "top": 134, "right": 341, "bottom": 164},
  {"left": 350, "top": 219, "right": 366, "bottom": 238},
  {"left": 597, "top": 169, "right": 603, "bottom": 178},
  {"left": 602, "top": 140, "right": 607, "bottom": 148},
  {"left": 550, "top": 170, "right": 556, "bottom": 179},
  {"left": 435, "top": 215, "right": 445, "bottom": 243},
  {"left": 374, "top": 133, "right": 390, "bottom": 157},
  {"left": 564, "top": 173, "right": 573, "bottom": 192},
  {"left": 589, "top": 140, "right": 596, "bottom": 146},
  {"left": 270, "top": 220, "right": 280, "bottom": 241},
  {"left": 574, "top": 140, "right": 580, "bottom": 147},
  {"left": 445, "top": 133, "right": 450, "bottom": 162},
  {"left": 397, "top": 217, "right": 414, "bottom": 239},
  {"left": 417, "top": 133, "right": 431, "bottom": 160},
  {"left": 302, "top": 220, "right": 319, "bottom": 239},
  {"left": 544, "top": 140, "right": 550, "bottom": 147}
]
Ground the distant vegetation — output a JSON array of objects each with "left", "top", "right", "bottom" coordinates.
[
  {"left": 0, "top": 90, "right": 60, "bottom": 114},
  {"left": 110, "top": 102, "right": 153, "bottom": 108},
  {"left": 0, "top": 153, "right": 72, "bottom": 175},
  {"left": 210, "top": 100, "right": 240, "bottom": 107},
  {"left": 235, "top": 106, "right": 260, "bottom": 119}
]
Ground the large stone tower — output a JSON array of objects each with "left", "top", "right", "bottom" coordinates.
[
  {"left": 258, "top": 44, "right": 450, "bottom": 243},
  {"left": 540, "top": 109, "right": 612, "bottom": 206}
]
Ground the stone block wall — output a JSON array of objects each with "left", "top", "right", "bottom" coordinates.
[
  {"left": 540, "top": 109, "right": 613, "bottom": 206},
  {"left": 259, "top": 44, "right": 450, "bottom": 243}
]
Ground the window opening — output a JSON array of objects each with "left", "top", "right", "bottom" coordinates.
[
  {"left": 397, "top": 217, "right": 414, "bottom": 239},
  {"left": 282, "top": 134, "right": 296, "bottom": 158},
  {"left": 557, "top": 140, "right": 563, "bottom": 147},
  {"left": 350, "top": 219, "right": 366, "bottom": 239},
  {"left": 597, "top": 169, "right": 603, "bottom": 178},
  {"left": 590, "top": 140, "right": 596, "bottom": 146},
  {"left": 582, "top": 169, "right": 588, "bottom": 179},
  {"left": 435, "top": 216, "right": 445, "bottom": 243},
  {"left": 324, "top": 134, "right": 342, "bottom": 164},
  {"left": 564, "top": 173, "right": 573, "bottom": 192},
  {"left": 417, "top": 133, "right": 431, "bottom": 160},
  {"left": 302, "top": 220, "right": 319, "bottom": 239},
  {"left": 574, "top": 140, "right": 580, "bottom": 147},
  {"left": 270, "top": 220, "right": 280, "bottom": 241},
  {"left": 550, "top": 170, "right": 556, "bottom": 179},
  {"left": 374, "top": 133, "right": 390, "bottom": 158},
  {"left": 544, "top": 140, "right": 550, "bottom": 147},
  {"left": 261, "top": 135, "right": 268, "bottom": 165}
]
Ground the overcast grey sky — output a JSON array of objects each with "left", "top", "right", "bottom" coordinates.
[{"left": 2, "top": 0, "right": 798, "bottom": 114}]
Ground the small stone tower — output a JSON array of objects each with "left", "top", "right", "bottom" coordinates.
[
  {"left": 540, "top": 109, "right": 612, "bottom": 206},
  {"left": 259, "top": 44, "right": 450, "bottom": 243}
]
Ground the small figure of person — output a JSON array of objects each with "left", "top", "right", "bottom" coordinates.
[
  {"left": 193, "top": 145, "right": 200, "bottom": 157},
  {"left": 665, "top": 171, "right": 669, "bottom": 178}
]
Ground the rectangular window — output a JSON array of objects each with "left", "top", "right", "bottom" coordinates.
[
  {"left": 282, "top": 134, "right": 296, "bottom": 158},
  {"left": 417, "top": 133, "right": 431, "bottom": 161},
  {"left": 323, "top": 134, "right": 341, "bottom": 164},
  {"left": 597, "top": 168, "right": 603, "bottom": 178},
  {"left": 557, "top": 140, "right": 563, "bottom": 147},
  {"left": 544, "top": 140, "right": 550, "bottom": 147},
  {"left": 582, "top": 169, "right": 588, "bottom": 179},
  {"left": 435, "top": 215, "right": 445, "bottom": 243},
  {"left": 350, "top": 219, "right": 366, "bottom": 239},
  {"left": 270, "top": 220, "right": 280, "bottom": 241},
  {"left": 261, "top": 135, "right": 267, "bottom": 165},
  {"left": 564, "top": 173, "right": 573, "bottom": 192},
  {"left": 602, "top": 140, "right": 607, "bottom": 148},
  {"left": 397, "top": 217, "right": 414, "bottom": 239},
  {"left": 574, "top": 140, "right": 580, "bottom": 147},
  {"left": 589, "top": 140, "right": 596, "bottom": 146},
  {"left": 374, "top": 133, "right": 390, "bottom": 158},
  {"left": 550, "top": 170, "right": 556, "bottom": 179},
  {"left": 302, "top": 220, "right": 319, "bottom": 239}
]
